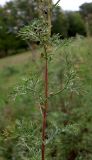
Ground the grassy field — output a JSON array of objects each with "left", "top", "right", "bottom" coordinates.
[
  {"left": 0, "top": 37, "right": 92, "bottom": 101},
  {"left": 0, "top": 37, "right": 92, "bottom": 159}
]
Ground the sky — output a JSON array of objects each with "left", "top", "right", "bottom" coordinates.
[{"left": 0, "top": 0, "right": 92, "bottom": 11}]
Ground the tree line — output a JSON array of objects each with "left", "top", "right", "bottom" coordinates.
[{"left": 0, "top": 0, "right": 92, "bottom": 58}]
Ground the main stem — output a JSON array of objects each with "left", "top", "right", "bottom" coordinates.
[{"left": 42, "top": 46, "right": 48, "bottom": 160}]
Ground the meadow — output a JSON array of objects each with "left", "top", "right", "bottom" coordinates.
[{"left": 0, "top": 36, "right": 92, "bottom": 160}]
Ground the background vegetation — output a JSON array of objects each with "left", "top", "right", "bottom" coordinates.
[
  {"left": 0, "top": 0, "right": 92, "bottom": 58},
  {"left": 0, "top": 36, "right": 92, "bottom": 159},
  {"left": 0, "top": 0, "right": 92, "bottom": 160}
]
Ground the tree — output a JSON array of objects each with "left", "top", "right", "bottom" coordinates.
[
  {"left": 0, "top": 3, "right": 27, "bottom": 58},
  {"left": 80, "top": 3, "right": 92, "bottom": 17},
  {"left": 80, "top": 3, "right": 92, "bottom": 36},
  {"left": 52, "top": 6, "right": 68, "bottom": 38},
  {"left": 66, "top": 12, "right": 86, "bottom": 37},
  {"left": 0, "top": 0, "right": 40, "bottom": 58}
]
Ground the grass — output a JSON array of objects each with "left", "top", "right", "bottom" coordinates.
[{"left": 0, "top": 51, "right": 31, "bottom": 69}]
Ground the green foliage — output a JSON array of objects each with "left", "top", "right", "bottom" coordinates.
[
  {"left": 52, "top": 6, "right": 68, "bottom": 38},
  {"left": 80, "top": 2, "right": 92, "bottom": 17},
  {"left": 0, "top": 1, "right": 92, "bottom": 58},
  {"left": 80, "top": 3, "right": 92, "bottom": 36},
  {"left": 19, "top": 18, "right": 49, "bottom": 44},
  {"left": 0, "top": 15, "right": 92, "bottom": 160},
  {"left": 2, "top": 66, "right": 19, "bottom": 77},
  {"left": 0, "top": 118, "right": 41, "bottom": 160},
  {"left": 67, "top": 12, "right": 86, "bottom": 37}
]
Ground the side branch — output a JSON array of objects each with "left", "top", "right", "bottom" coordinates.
[
  {"left": 54, "top": 0, "right": 61, "bottom": 7},
  {"left": 48, "top": 73, "right": 74, "bottom": 99}
]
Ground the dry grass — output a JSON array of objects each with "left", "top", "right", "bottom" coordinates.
[{"left": 0, "top": 51, "right": 32, "bottom": 70}]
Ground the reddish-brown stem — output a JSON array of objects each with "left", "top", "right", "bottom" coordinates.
[{"left": 42, "top": 47, "right": 48, "bottom": 160}]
